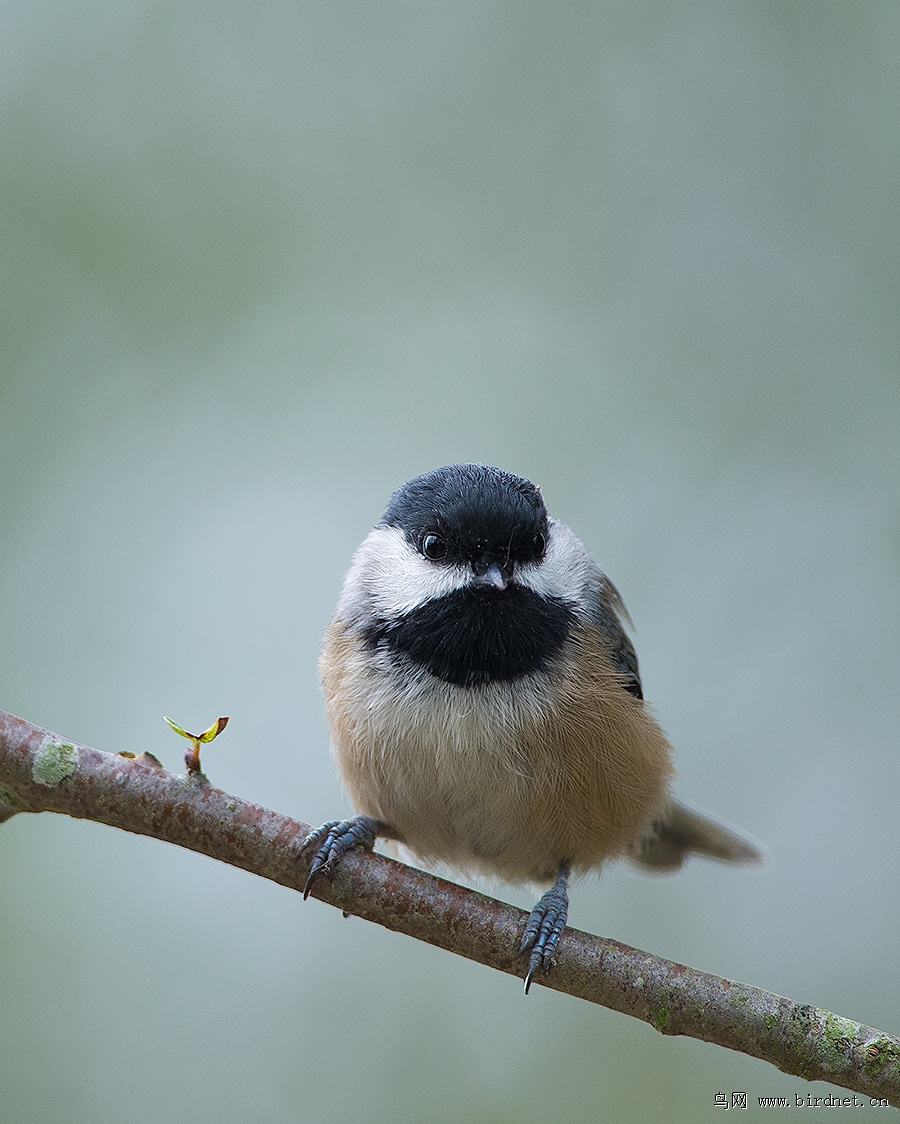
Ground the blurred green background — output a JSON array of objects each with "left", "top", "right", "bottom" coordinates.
[{"left": 2, "top": 2, "right": 899, "bottom": 1121}]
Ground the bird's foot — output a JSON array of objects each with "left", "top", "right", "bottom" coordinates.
[
  {"left": 301, "top": 814, "right": 383, "bottom": 899},
  {"left": 519, "top": 864, "right": 570, "bottom": 993}
]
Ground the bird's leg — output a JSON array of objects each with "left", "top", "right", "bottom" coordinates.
[
  {"left": 301, "top": 814, "right": 390, "bottom": 899},
  {"left": 519, "top": 862, "right": 570, "bottom": 993}
]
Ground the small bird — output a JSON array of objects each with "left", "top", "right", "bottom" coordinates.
[{"left": 304, "top": 464, "right": 763, "bottom": 990}]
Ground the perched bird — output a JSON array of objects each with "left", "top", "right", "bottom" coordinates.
[{"left": 304, "top": 463, "right": 763, "bottom": 990}]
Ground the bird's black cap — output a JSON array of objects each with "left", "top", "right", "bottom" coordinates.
[{"left": 382, "top": 464, "right": 548, "bottom": 564}]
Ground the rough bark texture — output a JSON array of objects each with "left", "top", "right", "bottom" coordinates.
[{"left": 1, "top": 708, "right": 897, "bottom": 1105}]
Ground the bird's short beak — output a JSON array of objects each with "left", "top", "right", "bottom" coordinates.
[{"left": 471, "top": 561, "right": 509, "bottom": 590}]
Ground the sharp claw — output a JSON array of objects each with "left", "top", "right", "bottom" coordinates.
[
  {"left": 302, "top": 821, "right": 340, "bottom": 898},
  {"left": 300, "top": 815, "right": 382, "bottom": 899},
  {"left": 303, "top": 859, "right": 322, "bottom": 900},
  {"left": 523, "top": 953, "right": 542, "bottom": 994},
  {"left": 519, "top": 863, "right": 570, "bottom": 993},
  {"left": 302, "top": 867, "right": 321, "bottom": 900},
  {"left": 519, "top": 916, "right": 540, "bottom": 958}
]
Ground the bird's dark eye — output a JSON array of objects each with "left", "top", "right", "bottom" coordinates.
[
  {"left": 531, "top": 532, "right": 546, "bottom": 557},
  {"left": 421, "top": 533, "right": 447, "bottom": 560}
]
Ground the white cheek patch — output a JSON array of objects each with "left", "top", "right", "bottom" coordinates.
[
  {"left": 514, "top": 519, "right": 594, "bottom": 604},
  {"left": 337, "top": 525, "right": 468, "bottom": 621}
]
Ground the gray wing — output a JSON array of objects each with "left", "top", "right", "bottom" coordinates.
[{"left": 584, "top": 568, "right": 643, "bottom": 699}]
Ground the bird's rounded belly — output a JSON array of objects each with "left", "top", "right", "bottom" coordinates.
[
  {"left": 322, "top": 620, "right": 674, "bottom": 884},
  {"left": 374, "top": 739, "right": 558, "bottom": 882}
]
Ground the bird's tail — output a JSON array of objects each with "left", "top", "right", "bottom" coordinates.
[{"left": 628, "top": 798, "right": 765, "bottom": 873}]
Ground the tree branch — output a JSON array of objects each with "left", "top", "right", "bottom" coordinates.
[{"left": 1, "top": 708, "right": 897, "bottom": 1105}]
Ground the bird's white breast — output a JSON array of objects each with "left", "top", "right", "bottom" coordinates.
[{"left": 319, "top": 618, "right": 674, "bottom": 884}]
